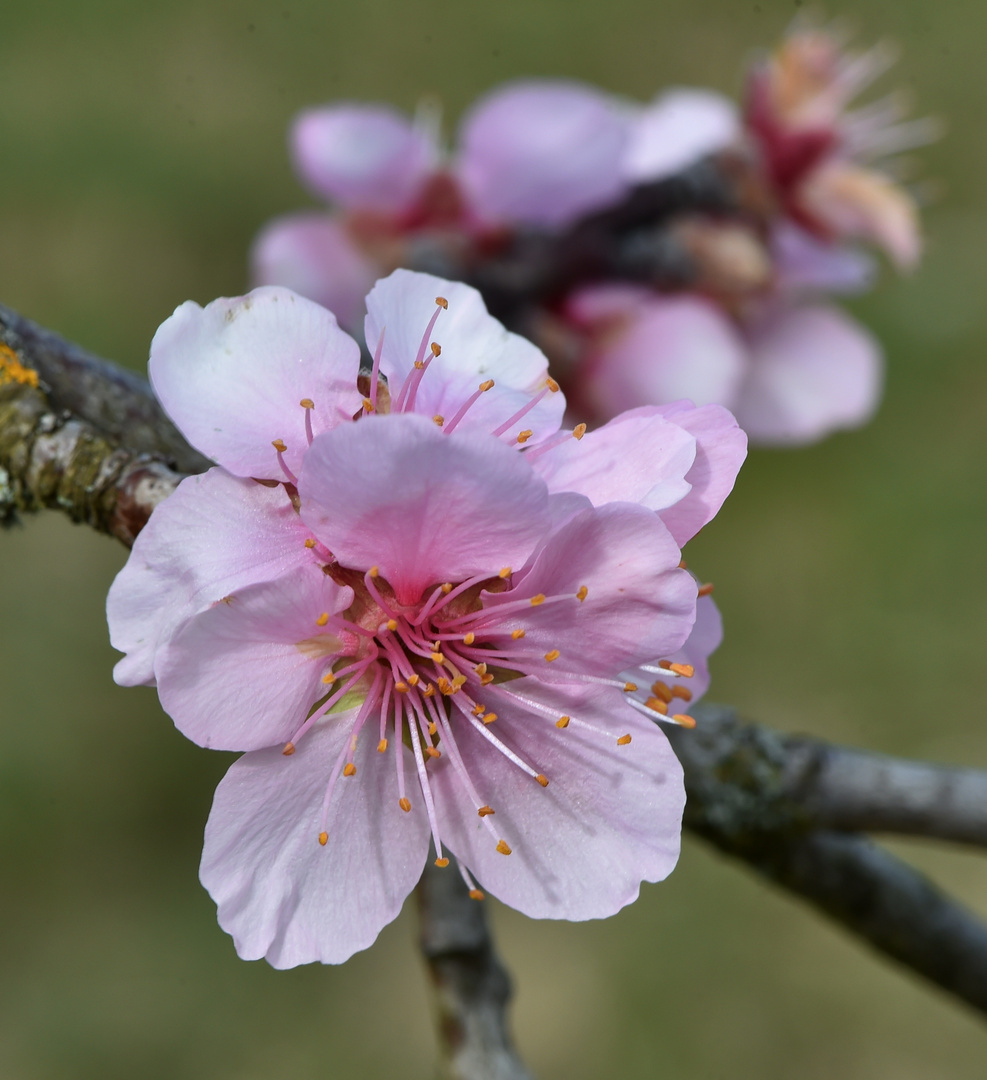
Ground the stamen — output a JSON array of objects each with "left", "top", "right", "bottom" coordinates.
[
  {"left": 316, "top": 612, "right": 329, "bottom": 627},
  {"left": 556, "top": 715, "right": 570, "bottom": 728},
  {"left": 304, "top": 538, "right": 317, "bottom": 549},
  {"left": 698, "top": 583, "right": 715, "bottom": 597},
  {"left": 496, "top": 840, "right": 512, "bottom": 856},
  {"left": 490, "top": 383, "right": 553, "bottom": 438},
  {"left": 399, "top": 798, "right": 411, "bottom": 812},
  {"left": 516, "top": 429, "right": 533, "bottom": 444},
  {"left": 617, "top": 734, "right": 632, "bottom": 745},
  {"left": 271, "top": 439, "right": 297, "bottom": 483},
  {"left": 377, "top": 739, "right": 388, "bottom": 753},
  {"left": 511, "top": 629, "right": 525, "bottom": 640},
  {"left": 576, "top": 586, "right": 588, "bottom": 602},
  {"left": 672, "top": 713, "right": 697, "bottom": 728},
  {"left": 300, "top": 399, "right": 315, "bottom": 445},
  {"left": 369, "top": 327, "right": 385, "bottom": 411},
  {"left": 544, "top": 650, "right": 560, "bottom": 662},
  {"left": 536, "top": 774, "right": 549, "bottom": 787},
  {"left": 434, "top": 857, "right": 450, "bottom": 868},
  {"left": 672, "top": 686, "right": 693, "bottom": 702},
  {"left": 660, "top": 662, "right": 695, "bottom": 678},
  {"left": 343, "top": 763, "right": 357, "bottom": 777},
  {"left": 319, "top": 831, "right": 328, "bottom": 846},
  {"left": 433, "top": 415, "right": 444, "bottom": 426},
  {"left": 478, "top": 805, "right": 495, "bottom": 816},
  {"left": 395, "top": 299, "right": 447, "bottom": 412},
  {"left": 442, "top": 379, "right": 496, "bottom": 435}
]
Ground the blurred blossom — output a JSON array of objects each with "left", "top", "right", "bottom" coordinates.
[{"left": 107, "top": 270, "right": 746, "bottom": 967}]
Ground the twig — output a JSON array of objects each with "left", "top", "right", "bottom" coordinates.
[{"left": 416, "top": 860, "right": 534, "bottom": 1080}]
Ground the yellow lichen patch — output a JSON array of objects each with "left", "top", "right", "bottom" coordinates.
[
  {"left": 399, "top": 797, "right": 412, "bottom": 813},
  {"left": 0, "top": 344, "right": 39, "bottom": 388}
]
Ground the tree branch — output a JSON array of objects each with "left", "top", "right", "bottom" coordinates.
[
  {"left": 416, "top": 860, "right": 534, "bottom": 1080},
  {"left": 670, "top": 706, "right": 987, "bottom": 1016}
]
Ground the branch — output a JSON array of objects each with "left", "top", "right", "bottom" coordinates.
[
  {"left": 671, "top": 706, "right": 987, "bottom": 1015},
  {"left": 416, "top": 860, "right": 534, "bottom": 1080}
]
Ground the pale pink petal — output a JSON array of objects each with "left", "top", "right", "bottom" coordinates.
[
  {"left": 577, "top": 293, "right": 747, "bottom": 419},
  {"left": 732, "top": 302, "right": 883, "bottom": 445},
  {"left": 771, "top": 221, "right": 875, "bottom": 295},
  {"left": 299, "top": 415, "right": 551, "bottom": 605},
  {"left": 527, "top": 408, "right": 697, "bottom": 513},
  {"left": 291, "top": 104, "right": 433, "bottom": 212},
  {"left": 624, "top": 88, "right": 740, "bottom": 182},
  {"left": 481, "top": 503, "right": 695, "bottom": 677},
  {"left": 630, "top": 593, "right": 723, "bottom": 708},
  {"left": 365, "top": 269, "right": 565, "bottom": 444},
  {"left": 649, "top": 401, "right": 747, "bottom": 546},
  {"left": 150, "top": 287, "right": 363, "bottom": 480},
  {"left": 201, "top": 719, "right": 430, "bottom": 967},
  {"left": 431, "top": 679, "right": 684, "bottom": 919},
  {"left": 457, "top": 80, "right": 631, "bottom": 228},
  {"left": 250, "top": 212, "right": 379, "bottom": 331},
  {"left": 156, "top": 566, "right": 353, "bottom": 752},
  {"left": 107, "top": 469, "right": 313, "bottom": 687}
]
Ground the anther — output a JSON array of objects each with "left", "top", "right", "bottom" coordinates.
[
  {"left": 408, "top": 674, "right": 420, "bottom": 687},
  {"left": 441, "top": 583, "right": 453, "bottom": 593},
  {"left": 544, "top": 650, "right": 560, "bottom": 662},
  {"left": 496, "top": 840, "right": 512, "bottom": 855},
  {"left": 698, "top": 583, "right": 715, "bottom": 597},
  {"left": 463, "top": 632, "right": 476, "bottom": 645},
  {"left": 437, "top": 677, "right": 451, "bottom": 695},
  {"left": 474, "top": 663, "right": 487, "bottom": 676},
  {"left": 651, "top": 681, "right": 672, "bottom": 702},
  {"left": 516, "top": 429, "right": 533, "bottom": 444},
  {"left": 530, "top": 594, "right": 546, "bottom": 606},
  {"left": 576, "top": 585, "right": 588, "bottom": 601},
  {"left": 428, "top": 721, "right": 437, "bottom": 736},
  {"left": 672, "top": 713, "right": 697, "bottom": 729},
  {"left": 271, "top": 439, "right": 287, "bottom": 452},
  {"left": 499, "top": 567, "right": 512, "bottom": 578},
  {"left": 434, "top": 857, "right": 450, "bottom": 868},
  {"left": 511, "top": 629, "right": 525, "bottom": 640},
  {"left": 430, "top": 342, "right": 441, "bottom": 357},
  {"left": 617, "top": 734, "right": 632, "bottom": 745},
  {"left": 369, "top": 566, "right": 379, "bottom": 578},
  {"left": 479, "top": 379, "right": 495, "bottom": 392},
  {"left": 672, "top": 686, "right": 693, "bottom": 702},
  {"left": 343, "top": 763, "right": 357, "bottom": 776},
  {"left": 469, "top": 889, "right": 485, "bottom": 901},
  {"left": 395, "top": 681, "right": 410, "bottom": 693},
  {"left": 304, "top": 538, "right": 317, "bottom": 549},
  {"left": 670, "top": 663, "right": 695, "bottom": 678},
  {"left": 316, "top": 612, "right": 329, "bottom": 627},
  {"left": 318, "top": 831, "right": 329, "bottom": 846},
  {"left": 477, "top": 805, "right": 495, "bottom": 817},
  {"left": 431, "top": 651, "right": 445, "bottom": 664},
  {"left": 433, "top": 415, "right": 444, "bottom": 426},
  {"left": 377, "top": 739, "right": 388, "bottom": 753},
  {"left": 645, "top": 697, "right": 668, "bottom": 715},
  {"left": 299, "top": 398, "right": 315, "bottom": 409},
  {"left": 422, "top": 683, "right": 436, "bottom": 697},
  {"left": 282, "top": 742, "right": 295, "bottom": 756},
  {"left": 322, "top": 673, "right": 336, "bottom": 685},
  {"left": 679, "top": 559, "right": 688, "bottom": 570},
  {"left": 572, "top": 423, "right": 587, "bottom": 440},
  {"left": 386, "top": 618, "right": 398, "bottom": 631},
  {"left": 472, "top": 703, "right": 485, "bottom": 716},
  {"left": 536, "top": 774, "right": 549, "bottom": 788},
  {"left": 546, "top": 377, "right": 560, "bottom": 392},
  {"left": 435, "top": 296, "right": 448, "bottom": 309},
  {"left": 362, "top": 397, "right": 374, "bottom": 413},
  {"left": 624, "top": 682, "right": 638, "bottom": 692},
  {"left": 399, "top": 797, "right": 411, "bottom": 812},
  {"left": 556, "top": 715, "right": 570, "bottom": 729},
  {"left": 480, "top": 673, "right": 495, "bottom": 685},
  {"left": 482, "top": 712, "right": 497, "bottom": 725},
  {"left": 425, "top": 746, "right": 442, "bottom": 759}
]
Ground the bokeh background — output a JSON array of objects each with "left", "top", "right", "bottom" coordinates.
[{"left": 1, "top": 0, "right": 985, "bottom": 1076}]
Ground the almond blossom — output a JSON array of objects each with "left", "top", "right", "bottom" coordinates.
[{"left": 108, "top": 270, "right": 745, "bottom": 966}]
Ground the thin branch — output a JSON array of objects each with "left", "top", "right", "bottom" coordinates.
[
  {"left": 670, "top": 706, "right": 987, "bottom": 1015},
  {"left": 416, "top": 860, "right": 533, "bottom": 1080}
]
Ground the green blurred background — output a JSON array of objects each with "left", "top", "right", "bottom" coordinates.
[{"left": 1, "top": 0, "right": 985, "bottom": 1076}]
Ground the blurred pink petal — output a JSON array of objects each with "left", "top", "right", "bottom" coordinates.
[{"left": 771, "top": 221, "right": 875, "bottom": 294}]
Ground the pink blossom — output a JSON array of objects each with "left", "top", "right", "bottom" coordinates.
[{"left": 108, "top": 270, "right": 745, "bottom": 966}]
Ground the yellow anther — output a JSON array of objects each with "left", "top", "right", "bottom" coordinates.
[
  {"left": 422, "top": 683, "right": 436, "bottom": 697},
  {"left": 428, "top": 721, "right": 437, "bottom": 736},
  {"left": 480, "top": 673, "right": 495, "bottom": 686},
  {"left": 437, "top": 677, "right": 451, "bottom": 695},
  {"left": 479, "top": 379, "right": 495, "bottom": 392},
  {"left": 304, "top": 538, "right": 317, "bottom": 549},
  {"left": 272, "top": 438, "right": 287, "bottom": 452},
  {"left": 572, "top": 423, "right": 587, "bottom": 440},
  {"left": 434, "top": 857, "right": 450, "bottom": 868},
  {"left": 474, "top": 662, "right": 488, "bottom": 675},
  {"left": 478, "top": 805, "right": 495, "bottom": 817},
  {"left": 425, "top": 746, "right": 442, "bottom": 759},
  {"left": 362, "top": 397, "right": 375, "bottom": 413},
  {"left": 530, "top": 594, "right": 546, "bottom": 606},
  {"left": 316, "top": 612, "right": 329, "bottom": 626},
  {"left": 386, "top": 618, "right": 398, "bottom": 631},
  {"left": 624, "top": 682, "right": 638, "bottom": 692},
  {"left": 368, "top": 566, "right": 379, "bottom": 578},
  {"left": 408, "top": 674, "right": 420, "bottom": 687},
  {"left": 433, "top": 414, "right": 444, "bottom": 427},
  {"left": 282, "top": 742, "right": 295, "bottom": 756},
  {"left": 556, "top": 715, "right": 570, "bottom": 729},
  {"left": 377, "top": 739, "right": 388, "bottom": 753},
  {"left": 670, "top": 663, "right": 695, "bottom": 678},
  {"left": 463, "top": 632, "right": 476, "bottom": 645},
  {"left": 516, "top": 429, "right": 533, "bottom": 444},
  {"left": 431, "top": 651, "right": 445, "bottom": 664},
  {"left": 299, "top": 398, "right": 315, "bottom": 409},
  {"left": 435, "top": 296, "right": 448, "bottom": 309},
  {"left": 672, "top": 686, "right": 693, "bottom": 702},
  {"left": 441, "top": 583, "right": 453, "bottom": 593},
  {"left": 430, "top": 342, "right": 442, "bottom": 357},
  {"left": 414, "top": 360, "right": 425, "bottom": 370},
  {"left": 651, "top": 681, "right": 673, "bottom": 702},
  {"left": 511, "top": 628, "right": 525, "bottom": 640},
  {"left": 499, "top": 566, "right": 512, "bottom": 578},
  {"left": 472, "top": 702, "right": 485, "bottom": 716},
  {"left": 481, "top": 712, "right": 497, "bottom": 724},
  {"left": 546, "top": 377, "right": 560, "bottom": 392},
  {"left": 322, "top": 672, "right": 336, "bottom": 685},
  {"left": 318, "top": 831, "right": 329, "bottom": 846},
  {"left": 395, "top": 681, "right": 410, "bottom": 693},
  {"left": 451, "top": 675, "right": 467, "bottom": 691},
  {"left": 536, "top": 774, "right": 549, "bottom": 788},
  {"left": 544, "top": 650, "right": 560, "bottom": 662},
  {"left": 496, "top": 840, "right": 512, "bottom": 856},
  {"left": 645, "top": 697, "right": 669, "bottom": 715},
  {"left": 678, "top": 559, "right": 688, "bottom": 570},
  {"left": 469, "top": 889, "right": 485, "bottom": 901},
  {"left": 399, "top": 797, "right": 411, "bottom": 813},
  {"left": 343, "top": 763, "right": 357, "bottom": 776},
  {"left": 698, "top": 582, "right": 715, "bottom": 597},
  {"left": 576, "top": 585, "right": 588, "bottom": 602},
  {"left": 672, "top": 713, "right": 697, "bottom": 729},
  {"left": 617, "top": 734, "right": 632, "bottom": 746}
]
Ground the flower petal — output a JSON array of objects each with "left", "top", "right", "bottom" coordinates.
[
  {"left": 481, "top": 502, "right": 696, "bottom": 677},
  {"left": 291, "top": 104, "right": 433, "bottom": 212},
  {"left": 107, "top": 469, "right": 313, "bottom": 687},
  {"left": 431, "top": 679, "right": 684, "bottom": 919},
  {"left": 201, "top": 719, "right": 430, "bottom": 967},
  {"left": 299, "top": 414, "right": 551, "bottom": 605},
  {"left": 624, "top": 88, "right": 740, "bottom": 182},
  {"left": 150, "top": 287, "right": 363, "bottom": 479},
  {"left": 156, "top": 565, "right": 353, "bottom": 752},
  {"left": 250, "top": 212, "right": 378, "bottom": 332},
  {"left": 732, "top": 302, "right": 883, "bottom": 445},
  {"left": 365, "top": 269, "right": 565, "bottom": 444},
  {"left": 575, "top": 291, "right": 747, "bottom": 419},
  {"left": 457, "top": 80, "right": 631, "bottom": 228},
  {"left": 771, "top": 221, "right": 875, "bottom": 295}
]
